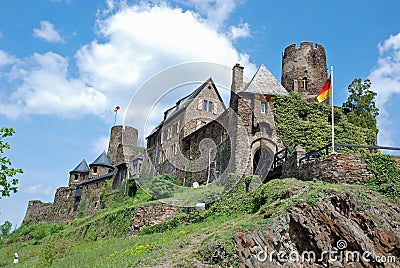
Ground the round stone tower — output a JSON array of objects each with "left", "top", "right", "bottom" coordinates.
[
  {"left": 281, "top": 42, "right": 328, "bottom": 101},
  {"left": 108, "top": 125, "right": 138, "bottom": 166}
]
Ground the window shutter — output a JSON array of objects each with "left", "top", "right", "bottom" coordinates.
[
  {"left": 213, "top": 103, "right": 218, "bottom": 115},
  {"left": 195, "top": 119, "right": 202, "bottom": 130},
  {"left": 197, "top": 98, "right": 203, "bottom": 110}
]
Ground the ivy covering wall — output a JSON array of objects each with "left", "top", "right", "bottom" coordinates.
[{"left": 272, "top": 93, "right": 377, "bottom": 152}]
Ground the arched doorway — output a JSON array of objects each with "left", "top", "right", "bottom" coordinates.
[{"left": 253, "top": 147, "right": 274, "bottom": 178}]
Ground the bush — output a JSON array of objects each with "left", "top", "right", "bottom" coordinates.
[
  {"left": 364, "top": 154, "right": 400, "bottom": 199},
  {"left": 31, "top": 223, "right": 47, "bottom": 240},
  {"left": 38, "top": 237, "right": 73, "bottom": 266}
]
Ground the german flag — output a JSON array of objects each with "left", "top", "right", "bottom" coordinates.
[
  {"left": 113, "top": 106, "right": 120, "bottom": 112},
  {"left": 317, "top": 77, "right": 331, "bottom": 103}
]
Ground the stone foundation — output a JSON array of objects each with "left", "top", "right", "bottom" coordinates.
[{"left": 128, "top": 202, "right": 179, "bottom": 235}]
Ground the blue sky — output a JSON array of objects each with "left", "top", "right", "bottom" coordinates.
[{"left": 1, "top": 0, "right": 400, "bottom": 227}]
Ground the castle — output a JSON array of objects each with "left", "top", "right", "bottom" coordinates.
[{"left": 23, "top": 42, "right": 329, "bottom": 223}]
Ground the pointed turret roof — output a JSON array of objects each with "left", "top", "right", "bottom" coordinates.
[
  {"left": 90, "top": 151, "right": 113, "bottom": 168},
  {"left": 70, "top": 159, "right": 90, "bottom": 173},
  {"left": 244, "top": 64, "right": 289, "bottom": 96}
]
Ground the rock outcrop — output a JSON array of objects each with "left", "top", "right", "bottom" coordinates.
[{"left": 235, "top": 188, "right": 400, "bottom": 267}]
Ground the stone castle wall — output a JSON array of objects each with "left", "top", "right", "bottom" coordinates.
[
  {"left": 282, "top": 153, "right": 373, "bottom": 184},
  {"left": 23, "top": 187, "right": 77, "bottom": 223}
]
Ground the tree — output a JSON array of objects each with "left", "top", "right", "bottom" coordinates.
[
  {"left": 0, "top": 127, "right": 23, "bottom": 198},
  {"left": 0, "top": 220, "right": 12, "bottom": 237},
  {"left": 342, "top": 78, "right": 379, "bottom": 135}
]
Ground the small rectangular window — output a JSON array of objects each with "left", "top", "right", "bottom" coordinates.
[
  {"left": 203, "top": 100, "right": 208, "bottom": 110},
  {"left": 261, "top": 103, "right": 266, "bottom": 113},
  {"left": 208, "top": 101, "right": 213, "bottom": 112}
]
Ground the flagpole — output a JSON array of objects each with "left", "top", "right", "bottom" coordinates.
[
  {"left": 330, "top": 66, "right": 335, "bottom": 153},
  {"left": 114, "top": 111, "right": 117, "bottom": 126}
]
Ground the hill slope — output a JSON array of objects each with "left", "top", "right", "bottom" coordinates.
[{"left": 1, "top": 178, "right": 399, "bottom": 267}]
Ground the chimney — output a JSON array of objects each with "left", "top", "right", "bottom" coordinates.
[{"left": 231, "top": 63, "right": 244, "bottom": 94}]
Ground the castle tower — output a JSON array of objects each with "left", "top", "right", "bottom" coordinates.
[
  {"left": 281, "top": 42, "right": 328, "bottom": 101},
  {"left": 69, "top": 159, "right": 89, "bottom": 186},
  {"left": 89, "top": 151, "right": 114, "bottom": 178},
  {"left": 107, "top": 125, "right": 138, "bottom": 166}
]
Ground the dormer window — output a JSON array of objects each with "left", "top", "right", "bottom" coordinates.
[{"left": 93, "top": 166, "right": 98, "bottom": 175}]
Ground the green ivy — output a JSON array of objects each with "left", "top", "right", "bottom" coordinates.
[
  {"left": 364, "top": 154, "right": 400, "bottom": 199},
  {"left": 272, "top": 93, "right": 376, "bottom": 152}
]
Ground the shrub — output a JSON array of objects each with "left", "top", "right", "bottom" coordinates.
[
  {"left": 38, "top": 237, "right": 73, "bottom": 266},
  {"left": 364, "top": 154, "right": 400, "bottom": 199},
  {"left": 31, "top": 223, "right": 47, "bottom": 241}
]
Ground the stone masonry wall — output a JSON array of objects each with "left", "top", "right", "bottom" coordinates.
[
  {"left": 283, "top": 153, "right": 373, "bottom": 184},
  {"left": 23, "top": 200, "right": 53, "bottom": 224},
  {"left": 23, "top": 186, "right": 78, "bottom": 224},
  {"left": 128, "top": 202, "right": 179, "bottom": 235},
  {"left": 281, "top": 42, "right": 327, "bottom": 101}
]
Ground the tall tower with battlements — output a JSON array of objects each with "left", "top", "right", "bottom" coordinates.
[{"left": 281, "top": 42, "right": 328, "bottom": 102}]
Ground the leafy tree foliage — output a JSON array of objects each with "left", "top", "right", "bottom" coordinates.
[
  {"left": 342, "top": 78, "right": 379, "bottom": 134},
  {"left": 0, "top": 220, "right": 12, "bottom": 237},
  {"left": 0, "top": 127, "right": 23, "bottom": 198}
]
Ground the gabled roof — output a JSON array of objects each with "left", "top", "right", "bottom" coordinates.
[
  {"left": 163, "top": 78, "right": 225, "bottom": 121},
  {"left": 147, "top": 77, "right": 225, "bottom": 138},
  {"left": 90, "top": 151, "right": 113, "bottom": 168},
  {"left": 244, "top": 64, "right": 289, "bottom": 96},
  {"left": 70, "top": 159, "right": 90, "bottom": 173}
]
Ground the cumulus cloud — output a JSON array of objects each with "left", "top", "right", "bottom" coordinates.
[
  {"left": 0, "top": 52, "right": 107, "bottom": 119},
  {"left": 229, "top": 22, "right": 251, "bottom": 40},
  {"left": 369, "top": 32, "right": 400, "bottom": 145},
  {"left": 0, "top": 50, "right": 18, "bottom": 67},
  {"left": 0, "top": 1, "right": 255, "bottom": 122},
  {"left": 184, "top": 0, "right": 240, "bottom": 29},
  {"left": 33, "top": 20, "right": 65, "bottom": 43}
]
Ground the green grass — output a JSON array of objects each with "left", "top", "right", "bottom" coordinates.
[{"left": 1, "top": 177, "right": 395, "bottom": 267}]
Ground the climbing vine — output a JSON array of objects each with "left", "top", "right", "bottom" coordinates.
[{"left": 272, "top": 93, "right": 376, "bottom": 152}]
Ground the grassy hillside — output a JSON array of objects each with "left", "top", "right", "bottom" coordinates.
[{"left": 1, "top": 173, "right": 398, "bottom": 267}]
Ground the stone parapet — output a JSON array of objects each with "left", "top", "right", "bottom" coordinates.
[{"left": 283, "top": 153, "right": 373, "bottom": 184}]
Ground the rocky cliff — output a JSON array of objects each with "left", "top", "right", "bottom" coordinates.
[{"left": 234, "top": 186, "right": 400, "bottom": 267}]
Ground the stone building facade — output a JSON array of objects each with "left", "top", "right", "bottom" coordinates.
[
  {"left": 281, "top": 42, "right": 328, "bottom": 102},
  {"left": 146, "top": 63, "right": 289, "bottom": 184}
]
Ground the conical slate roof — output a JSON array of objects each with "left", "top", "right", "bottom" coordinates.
[
  {"left": 70, "top": 159, "right": 89, "bottom": 173},
  {"left": 90, "top": 151, "right": 113, "bottom": 168},
  {"left": 244, "top": 64, "right": 289, "bottom": 96}
]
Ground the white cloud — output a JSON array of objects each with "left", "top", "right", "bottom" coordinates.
[
  {"left": 33, "top": 20, "right": 65, "bottom": 43},
  {"left": 229, "top": 22, "right": 251, "bottom": 40},
  {"left": 0, "top": 52, "right": 107, "bottom": 119},
  {"left": 184, "top": 0, "right": 240, "bottom": 29},
  {"left": 0, "top": 2, "right": 254, "bottom": 121},
  {"left": 368, "top": 32, "right": 400, "bottom": 145},
  {"left": 23, "top": 184, "right": 53, "bottom": 195},
  {"left": 0, "top": 50, "right": 18, "bottom": 67},
  {"left": 91, "top": 136, "right": 109, "bottom": 154}
]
